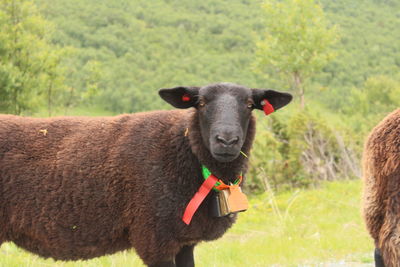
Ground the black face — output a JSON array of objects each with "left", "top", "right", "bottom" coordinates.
[
  {"left": 196, "top": 84, "right": 253, "bottom": 162},
  {"left": 159, "top": 82, "right": 292, "bottom": 163}
]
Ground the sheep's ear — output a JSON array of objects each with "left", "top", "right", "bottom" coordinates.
[
  {"left": 159, "top": 86, "right": 200, "bottom": 109},
  {"left": 251, "top": 89, "right": 292, "bottom": 115}
]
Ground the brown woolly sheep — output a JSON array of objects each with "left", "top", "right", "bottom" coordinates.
[
  {"left": 0, "top": 83, "right": 292, "bottom": 267},
  {"left": 362, "top": 109, "right": 400, "bottom": 267}
]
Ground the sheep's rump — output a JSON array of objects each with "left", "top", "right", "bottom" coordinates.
[{"left": 0, "top": 112, "right": 180, "bottom": 259}]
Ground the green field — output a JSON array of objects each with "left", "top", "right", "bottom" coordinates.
[{"left": 0, "top": 180, "right": 373, "bottom": 267}]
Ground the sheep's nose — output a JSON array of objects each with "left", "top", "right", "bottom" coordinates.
[{"left": 216, "top": 135, "right": 239, "bottom": 146}]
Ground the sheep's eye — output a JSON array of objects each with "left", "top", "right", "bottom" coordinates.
[
  {"left": 198, "top": 100, "right": 206, "bottom": 107},
  {"left": 247, "top": 102, "right": 254, "bottom": 109}
]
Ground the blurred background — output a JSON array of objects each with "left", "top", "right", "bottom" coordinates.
[{"left": 0, "top": 0, "right": 399, "bottom": 266}]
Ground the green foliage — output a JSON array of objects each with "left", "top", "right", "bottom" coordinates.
[
  {"left": 34, "top": 0, "right": 269, "bottom": 113},
  {"left": 248, "top": 108, "right": 360, "bottom": 192},
  {"left": 315, "top": 0, "right": 400, "bottom": 110},
  {"left": 248, "top": 114, "right": 289, "bottom": 192},
  {"left": 345, "top": 75, "right": 400, "bottom": 135},
  {"left": 22, "top": 0, "right": 398, "bottom": 116},
  {"left": 351, "top": 75, "right": 400, "bottom": 114},
  {"left": 63, "top": 58, "right": 103, "bottom": 113},
  {"left": 255, "top": 0, "right": 339, "bottom": 107},
  {"left": 256, "top": 0, "right": 338, "bottom": 78},
  {"left": 0, "top": 0, "right": 66, "bottom": 115},
  {"left": 0, "top": 0, "right": 396, "bottom": 116}
]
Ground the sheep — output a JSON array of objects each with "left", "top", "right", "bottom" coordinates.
[
  {"left": 362, "top": 109, "right": 400, "bottom": 267},
  {"left": 0, "top": 82, "right": 292, "bottom": 267}
]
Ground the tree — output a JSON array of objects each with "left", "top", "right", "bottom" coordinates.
[
  {"left": 0, "top": 0, "right": 66, "bottom": 115},
  {"left": 345, "top": 75, "right": 400, "bottom": 134},
  {"left": 255, "top": 0, "right": 339, "bottom": 108},
  {"left": 62, "top": 59, "right": 102, "bottom": 114}
]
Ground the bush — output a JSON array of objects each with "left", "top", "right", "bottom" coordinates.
[{"left": 246, "top": 108, "right": 360, "bottom": 194}]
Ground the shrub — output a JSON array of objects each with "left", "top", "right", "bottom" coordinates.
[{"left": 247, "top": 109, "right": 360, "bottom": 193}]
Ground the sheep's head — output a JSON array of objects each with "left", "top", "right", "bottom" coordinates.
[{"left": 159, "top": 83, "right": 292, "bottom": 163}]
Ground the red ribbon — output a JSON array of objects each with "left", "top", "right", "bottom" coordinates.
[
  {"left": 262, "top": 99, "right": 274, "bottom": 115},
  {"left": 182, "top": 174, "right": 218, "bottom": 225}
]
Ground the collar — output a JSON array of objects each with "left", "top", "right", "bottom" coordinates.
[
  {"left": 182, "top": 165, "right": 243, "bottom": 225},
  {"left": 201, "top": 165, "right": 242, "bottom": 192}
]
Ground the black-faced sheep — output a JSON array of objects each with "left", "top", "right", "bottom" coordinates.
[
  {"left": 0, "top": 82, "right": 292, "bottom": 267},
  {"left": 362, "top": 109, "right": 400, "bottom": 267}
]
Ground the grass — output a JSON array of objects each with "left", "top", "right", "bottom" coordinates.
[{"left": 0, "top": 180, "right": 373, "bottom": 267}]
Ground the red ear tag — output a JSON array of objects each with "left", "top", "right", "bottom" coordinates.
[
  {"left": 182, "top": 94, "right": 191, "bottom": 102},
  {"left": 261, "top": 99, "right": 274, "bottom": 115}
]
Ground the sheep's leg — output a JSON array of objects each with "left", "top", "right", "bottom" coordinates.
[
  {"left": 363, "top": 176, "right": 387, "bottom": 266},
  {"left": 362, "top": 166, "right": 386, "bottom": 244},
  {"left": 130, "top": 231, "right": 180, "bottom": 267},
  {"left": 0, "top": 206, "right": 5, "bottom": 245},
  {"left": 378, "top": 170, "right": 400, "bottom": 267},
  {"left": 175, "top": 245, "right": 195, "bottom": 267},
  {"left": 379, "top": 218, "right": 400, "bottom": 267},
  {"left": 0, "top": 213, "right": 4, "bottom": 244},
  {"left": 375, "top": 248, "right": 385, "bottom": 267},
  {"left": 149, "top": 260, "right": 175, "bottom": 267},
  {"left": 379, "top": 211, "right": 400, "bottom": 267},
  {"left": 362, "top": 161, "right": 388, "bottom": 266}
]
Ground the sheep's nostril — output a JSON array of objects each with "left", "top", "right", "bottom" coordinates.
[
  {"left": 216, "top": 135, "right": 239, "bottom": 146},
  {"left": 216, "top": 135, "right": 227, "bottom": 145},
  {"left": 229, "top": 137, "right": 239, "bottom": 145}
]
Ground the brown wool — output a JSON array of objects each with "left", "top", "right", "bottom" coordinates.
[
  {"left": 0, "top": 109, "right": 255, "bottom": 265},
  {"left": 362, "top": 108, "right": 400, "bottom": 267}
]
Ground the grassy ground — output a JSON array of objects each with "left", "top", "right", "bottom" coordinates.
[{"left": 0, "top": 180, "right": 373, "bottom": 267}]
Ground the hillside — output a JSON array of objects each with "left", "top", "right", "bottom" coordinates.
[{"left": 34, "top": 0, "right": 400, "bottom": 113}]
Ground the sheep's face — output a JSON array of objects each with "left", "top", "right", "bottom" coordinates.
[
  {"left": 159, "top": 83, "right": 292, "bottom": 163},
  {"left": 195, "top": 84, "right": 256, "bottom": 163}
]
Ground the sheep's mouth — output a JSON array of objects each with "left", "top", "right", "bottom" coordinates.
[{"left": 212, "top": 152, "right": 239, "bottom": 163}]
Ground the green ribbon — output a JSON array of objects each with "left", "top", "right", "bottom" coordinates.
[{"left": 201, "top": 165, "right": 241, "bottom": 192}]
